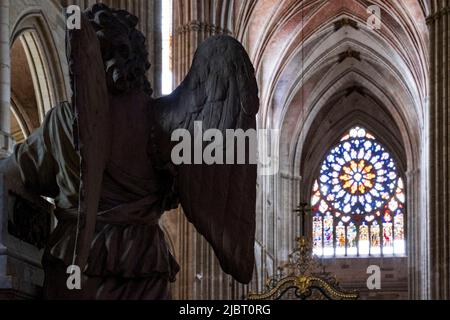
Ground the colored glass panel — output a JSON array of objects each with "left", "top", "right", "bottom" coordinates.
[{"left": 311, "top": 127, "right": 406, "bottom": 257}]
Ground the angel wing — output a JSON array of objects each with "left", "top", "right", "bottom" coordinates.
[
  {"left": 67, "top": 14, "right": 110, "bottom": 269},
  {"left": 153, "top": 35, "right": 260, "bottom": 284}
]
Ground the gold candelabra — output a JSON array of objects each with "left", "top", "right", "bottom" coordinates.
[{"left": 248, "top": 203, "right": 359, "bottom": 300}]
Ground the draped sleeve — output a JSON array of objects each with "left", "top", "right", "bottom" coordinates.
[{"left": 14, "top": 102, "right": 80, "bottom": 209}]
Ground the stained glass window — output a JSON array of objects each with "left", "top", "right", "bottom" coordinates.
[{"left": 311, "top": 127, "right": 406, "bottom": 257}]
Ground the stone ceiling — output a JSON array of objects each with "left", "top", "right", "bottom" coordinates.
[{"left": 234, "top": 0, "right": 429, "bottom": 178}]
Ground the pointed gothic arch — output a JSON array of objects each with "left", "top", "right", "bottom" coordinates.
[{"left": 10, "top": 9, "right": 68, "bottom": 142}]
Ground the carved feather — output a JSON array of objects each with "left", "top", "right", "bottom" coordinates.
[
  {"left": 68, "top": 14, "right": 111, "bottom": 270},
  {"left": 154, "top": 35, "right": 260, "bottom": 284}
]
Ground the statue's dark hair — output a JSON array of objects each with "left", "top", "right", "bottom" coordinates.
[{"left": 85, "top": 3, "right": 153, "bottom": 96}]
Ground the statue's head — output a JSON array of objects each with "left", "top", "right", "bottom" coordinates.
[{"left": 85, "top": 3, "right": 152, "bottom": 96}]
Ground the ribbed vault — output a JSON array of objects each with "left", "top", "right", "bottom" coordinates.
[{"left": 232, "top": 0, "right": 430, "bottom": 299}]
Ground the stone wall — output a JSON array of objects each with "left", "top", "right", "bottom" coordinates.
[
  {"left": 0, "top": 0, "right": 11, "bottom": 157},
  {"left": 322, "top": 257, "right": 408, "bottom": 300}
]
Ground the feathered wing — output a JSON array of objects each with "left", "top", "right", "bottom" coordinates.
[
  {"left": 154, "top": 35, "right": 260, "bottom": 284},
  {"left": 67, "top": 14, "right": 110, "bottom": 269}
]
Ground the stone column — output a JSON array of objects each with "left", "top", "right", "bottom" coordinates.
[
  {"left": 173, "top": 0, "right": 232, "bottom": 85},
  {"left": 406, "top": 168, "right": 427, "bottom": 299},
  {"left": 0, "top": 0, "right": 11, "bottom": 158},
  {"left": 427, "top": 1, "right": 450, "bottom": 300},
  {"left": 277, "top": 173, "right": 302, "bottom": 266}
]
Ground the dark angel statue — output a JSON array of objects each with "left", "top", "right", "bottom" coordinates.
[{"left": 0, "top": 3, "right": 259, "bottom": 300}]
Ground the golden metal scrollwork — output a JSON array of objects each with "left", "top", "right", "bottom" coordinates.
[{"left": 248, "top": 237, "right": 359, "bottom": 301}]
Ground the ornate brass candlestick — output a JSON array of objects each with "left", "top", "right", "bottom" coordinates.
[{"left": 248, "top": 203, "right": 359, "bottom": 300}]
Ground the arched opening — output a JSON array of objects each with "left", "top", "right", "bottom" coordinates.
[
  {"left": 310, "top": 126, "right": 406, "bottom": 258},
  {"left": 10, "top": 33, "right": 42, "bottom": 144},
  {"left": 10, "top": 106, "right": 28, "bottom": 145},
  {"left": 10, "top": 10, "right": 68, "bottom": 145}
]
